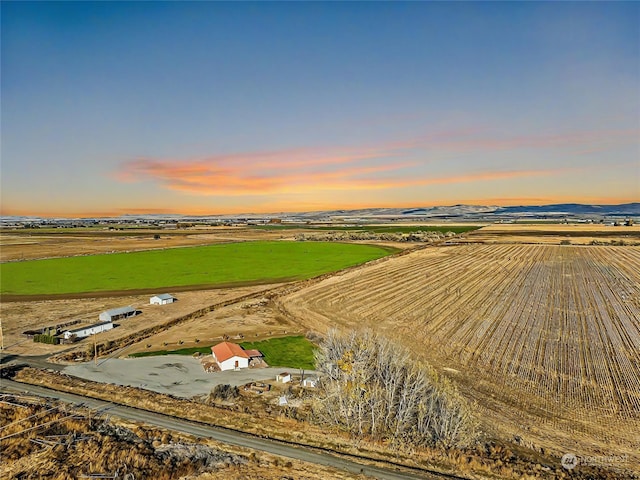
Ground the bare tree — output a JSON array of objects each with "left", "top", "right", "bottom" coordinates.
[{"left": 313, "top": 329, "right": 477, "bottom": 449}]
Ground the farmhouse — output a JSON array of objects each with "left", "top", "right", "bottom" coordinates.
[
  {"left": 99, "top": 306, "right": 137, "bottom": 322},
  {"left": 63, "top": 321, "right": 113, "bottom": 340},
  {"left": 150, "top": 293, "right": 176, "bottom": 305},
  {"left": 211, "top": 342, "right": 263, "bottom": 371}
]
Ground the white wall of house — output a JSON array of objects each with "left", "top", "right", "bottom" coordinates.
[{"left": 217, "top": 356, "right": 249, "bottom": 371}]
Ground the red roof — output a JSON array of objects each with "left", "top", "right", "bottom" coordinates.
[
  {"left": 244, "top": 349, "right": 262, "bottom": 358},
  {"left": 211, "top": 342, "right": 249, "bottom": 363}
]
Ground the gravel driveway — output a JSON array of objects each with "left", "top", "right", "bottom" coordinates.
[{"left": 64, "top": 355, "right": 315, "bottom": 398}]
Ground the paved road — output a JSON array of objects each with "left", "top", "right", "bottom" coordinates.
[{"left": 0, "top": 379, "right": 462, "bottom": 480}]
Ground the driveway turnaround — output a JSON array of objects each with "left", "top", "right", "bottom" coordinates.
[{"left": 64, "top": 355, "right": 315, "bottom": 397}]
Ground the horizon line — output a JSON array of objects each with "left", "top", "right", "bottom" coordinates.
[{"left": 2, "top": 199, "right": 639, "bottom": 220}]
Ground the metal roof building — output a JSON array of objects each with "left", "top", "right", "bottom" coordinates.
[
  {"left": 99, "top": 306, "right": 137, "bottom": 322},
  {"left": 63, "top": 321, "right": 113, "bottom": 340},
  {"left": 150, "top": 293, "right": 176, "bottom": 305}
]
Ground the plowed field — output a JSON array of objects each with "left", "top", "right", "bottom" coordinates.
[{"left": 280, "top": 245, "right": 640, "bottom": 465}]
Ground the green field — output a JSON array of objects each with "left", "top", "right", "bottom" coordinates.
[
  {"left": 0, "top": 241, "right": 393, "bottom": 296},
  {"left": 240, "top": 336, "right": 316, "bottom": 370},
  {"left": 253, "top": 224, "right": 480, "bottom": 234},
  {"left": 130, "top": 335, "right": 317, "bottom": 370}
]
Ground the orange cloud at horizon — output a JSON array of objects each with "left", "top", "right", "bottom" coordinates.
[{"left": 3, "top": 193, "right": 639, "bottom": 219}]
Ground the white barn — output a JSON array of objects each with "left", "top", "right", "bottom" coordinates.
[
  {"left": 150, "top": 294, "right": 176, "bottom": 305},
  {"left": 211, "top": 342, "right": 250, "bottom": 371},
  {"left": 99, "top": 306, "right": 137, "bottom": 322},
  {"left": 63, "top": 321, "right": 113, "bottom": 340}
]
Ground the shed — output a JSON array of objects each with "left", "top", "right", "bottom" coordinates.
[
  {"left": 99, "top": 306, "right": 137, "bottom": 322},
  {"left": 63, "top": 321, "right": 113, "bottom": 340},
  {"left": 150, "top": 294, "right": 176, "bottom": 305},
  {"left": 302, "top": 377, "right": 318, "bottom": 388},
  {"left": 276, "top": 372, "right": 291, "bottom": 383}
]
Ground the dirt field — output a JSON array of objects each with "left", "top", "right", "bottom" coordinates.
[
  {"left": 0, "top": 285, "right": 284, "bottom": 356},
  {"left": 462, "top": 223, "right": 640, "bottom": 244},
  {"left": 0, "top": 227, "right": 295, "bottom": 262},
  {"left": 278, "top": 244, "right": 640, "bottom": 468},
  {"left": 125, "top": 296, "right": 300, "bottom": 356}
]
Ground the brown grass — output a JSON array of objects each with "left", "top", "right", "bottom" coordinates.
[
  {"left": 1, "top": 285, "right": 284, "bottom": 357},
  {"left": 0, "top": 395, "right": 374, "bottom": 480},
  {"left": 279, "top": 244, "right": 640, "bottom": 471},
  {"left": 9, "top": 367, "right": 625, "bottom": 479}
]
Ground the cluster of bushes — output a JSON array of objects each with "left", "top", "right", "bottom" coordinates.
[
  {"left": 312, "top": 329, "right": 477, "bottom": 449},
  {"left": 207, "top": 384, "right": 240, "bottom": 403},
  {"left": 33, "top": 334, "right": 60, "bottom": 345},
  {"left": 295, "top": 230, "right": 456, "bottom": 243}
]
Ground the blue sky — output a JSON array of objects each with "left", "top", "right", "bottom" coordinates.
[{"left": 2, "top": 1, "right": 638, "bottom": 216}]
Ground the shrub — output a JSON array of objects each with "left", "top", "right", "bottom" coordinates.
[
  {"left": 208, "top": 384, "right": 239, "bottom": 402},
  {"left": 33, "top": 334, "right": 60, "bottom": 345}
]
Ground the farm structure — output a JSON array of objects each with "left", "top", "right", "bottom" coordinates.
[
  {"left": 276, "top": 372, "right": 291, "bottom": 383},
  {"left": 211, "top": 342, "right": 263, "bottom": 371},
  {"left": 99, "top": 306, "right": 137, "bottom": 322},
  {"left": 63, "top": 321, "right": 113, "bottom": 340},
  {"left": 150, "top": 293, "right": 176, "bottom": 305},
  {"left": 302, "top": 377, "right": 318, "bottom": 388},
  {"left": 281, "top": 244, "right": 640, "bottom": 459}
]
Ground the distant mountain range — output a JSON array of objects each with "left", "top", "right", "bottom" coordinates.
[
  {"left": 1, "top": 203, "right": 638, "bottom": 223},
  {"left": 494, "top": 203, "right": 640, "bottom": 216}
]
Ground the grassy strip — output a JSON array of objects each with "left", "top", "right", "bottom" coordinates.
[
  {"left": 129, "top": 336, "right": 317, "bottom": 370},
  {"left": 0, "top": 241, "right": 391, "bottom": 295},
  {"left": 130, "top": 345, "right": 214, "bottom": 358}
]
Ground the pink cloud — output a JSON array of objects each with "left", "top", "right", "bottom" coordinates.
[{"left": 115, "top": 127, "right": 638, "bottom": 196}]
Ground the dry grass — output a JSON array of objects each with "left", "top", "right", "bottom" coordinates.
[
  {"left": 0, "top": 395, "right": 375, "bottom": 480},
  {"left": 0, "top": 285, "right": 284, "bottom": 357},
  {"left": 0, "top": 227, "right": 294, "bottom": 262},
  {"left": 464, "top": 223, "right": 640, "bottom": 244},
  {"left": 9, "top": 367, "right": 625, "bottom": 479},
  {"left": 280, "top": 244, "right": 640, "bottom": 470}
]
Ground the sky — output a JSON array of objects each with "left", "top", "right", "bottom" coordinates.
[{"left": 1, "top": 1, "right": 639, "bottom": 217}]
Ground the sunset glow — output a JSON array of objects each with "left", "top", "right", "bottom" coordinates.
[{"left": 2, "top": 2, "right": 638, "bottom": 217}]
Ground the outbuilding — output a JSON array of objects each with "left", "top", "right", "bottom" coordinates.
[
  {"left": 211, "top": 342, "right": 250, "bottom": 371},
  {"left": 63, "top": 321, "right": 113, "bottom": 340},
  {"left": 99, "top": 306, "right": 137, "bottom": 322},
  {"left": 276, "top": 372, "right": 291, "bottom": 383},
  {"left": 302, "top": 377, "right": 318, "bottom": 388},
  {"left": 150, "top": 294, "right": 176, "bottom": 305}
]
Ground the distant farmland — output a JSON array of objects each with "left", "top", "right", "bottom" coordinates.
[
  {"left": 253, "top": 224, "right": 480, "bottom": 234},
  {"left": 0, "top": 241, "right": 393, "bottom": 296}
]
